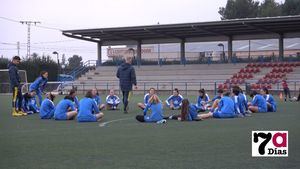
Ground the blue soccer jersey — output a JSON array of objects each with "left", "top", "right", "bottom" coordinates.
[
  {"left": 40, "top": 98, "right": 55, "bottom": 119},
  {"left": 106, "top": 95, "right": 120, "bottom": 106},
  {"left": 77, "top": 97, "right": 100, "bottom": 122},
  {"left": 251, "top": 94, "right": 268, "bottom": 113},
  {"left": 166, "top": 94, "right": 184, "bottom": 108},
  {"left": 263, "top": 94, "right": 277, "bottom": 112},
  {"left": 54, "top": 99, "right": 75, "bottom": 120},
  {"left": 143, "top": 102, "right": 164, "bottom": 122}
]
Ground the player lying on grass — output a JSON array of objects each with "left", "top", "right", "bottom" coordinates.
[
  {"left": 106, "top": 89, "right": 120, "bottom": 110},
  {"left": 92, "top": 88, "right": 105, "bottom": 110},
  {"left": 232, "top": 86, "right": 248, "bottom": 117},
  {"left": 165, "top": 88, "right": 184, "bottom": 110},
  {"left": 54, "top": 95, "right": 77, "bottom": 120},
  {"left": 136, "top": 94, "right": 166, "bottom": 123},
  {"left": 168, "top": 99, "right": 201, "bottom": 121},
  {"left": 260, "top": 88, "right": 277, "bottom": 112},
  {"left": 199, "top": 91, "right": 236, "bottom": 119},
  {"left": 22, "top": 90, "right": 39, "bottom": 114},
  {"left": 248, "top": 90, "right": 268, "bottom": 113},
  {"left": 29, "top": 71, "right": 48, "bottom": 106},
  {"left": 137, "top": 87, "right": 155, "bottom": 110},
  {"left": 39, "top": 92, "right": 56, "bottom": 119},
  {"left": 195, "top": 88, "right": 210, "bottom": 112},
  {"left": 77, "top": 90, "right": 104, "bottom": 122}
]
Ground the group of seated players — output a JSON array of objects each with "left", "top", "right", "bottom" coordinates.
[
  {"left": 135, "top": 86, "right": 277, "bottom": 123},
  {"left": 22, "top": 88, "right": 120, "bottom": 122},
  {"left": 22, "top": 74, "right": 277, "bottom": 123}
]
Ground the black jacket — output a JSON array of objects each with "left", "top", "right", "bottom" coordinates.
[
  {"left": 116, "top": 63, "right": 137, "bottom": 91},
  {"left": 8, "top": 62, "right": 21, "bottom": 88}
]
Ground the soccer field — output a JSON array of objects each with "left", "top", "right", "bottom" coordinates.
[{"left": 0, "top": 94, "right": 299, "bottom": 169}]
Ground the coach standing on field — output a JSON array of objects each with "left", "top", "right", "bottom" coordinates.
[
  {"left": 116, "top": 55, "right": 137, "bottom": 114},
  {"left": 8, "top": 56, "right": 27, "bottom": 116}
]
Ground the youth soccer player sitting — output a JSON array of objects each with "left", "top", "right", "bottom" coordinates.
[
  {"left": 165, "top": 88, "right": 184, "bottom": 110},
  {"left": 106, "top": 89, "right": 121, "bottom": 110},
  {"left": 232, "top": 86, "right": 247, "bottom": 117},
  {"left": 54, "top": 95, "right": 77, "bottom": 120},
  {"left": 168, "top": 99, "right": 201, "bottom": 121},
  {"left": 248, "top": 90, "right": 268, "bottom": 113},
  {"left": 260, "top": 88, "right": 277, "bottom": 112},
  {"left": 68, "top": 89, "right": 79, "bottom": 109},
  {"left": 39, "top": 92, "right": 56, "bottom": 119},
  {"left": 199, "top": 91, "right": 236, "bottom": 119},
  {"left": 137, "top": 87, "right": 155, "bottom": 110},
  {"left": 77, "top": 90, "right": 104, "bottom": 122},
  {"left": 92, "top": 89, "right": 105, "bottom": 110},
  {"left": 136, "top": 94, "right": 166, "bottom": 123},
  {"left": 195, "top": 88, "right": 211, "bottom": 112},
  {"left": 22, "top": 90, "right": 39, "bottom": 114}
]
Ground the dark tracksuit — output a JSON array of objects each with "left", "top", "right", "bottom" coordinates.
[
  {"left": 116, "top": 63, "right": 137, "bottom": 111},
  {"left": 8, "top": 62, "right": 23, "bottom": 111}
]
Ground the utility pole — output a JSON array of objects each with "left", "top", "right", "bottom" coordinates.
[
  {"left": 17, "top": 41, "right": 20, "bottom": 56},
  {"left": 20, "top": 21, "right": 41, "bottom": 59}
]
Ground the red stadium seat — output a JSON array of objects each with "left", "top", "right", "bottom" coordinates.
[
  {"left": 267, "top": 84, "right": 272, "bottom": 89},
  {"left": 239, "top": 68, "right": 245, "bottom": 73},
  {"left": 248, "top": 74, "right": 253, "bottom": 79}
]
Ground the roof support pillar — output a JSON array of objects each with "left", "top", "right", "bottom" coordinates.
[
  {"left": 180, "top": 39, "right": 186, "bottom": 65},
  {"left": 228, "top": 36, "right": 233, "bottom": 63},
  {"left": 97, "top": 42, "right": 102, "bottom": 66},
  {"left": 137, "top": 40, "right": 142, "bottom": 67},
  {"left": 279, "top": 34, "right": 284, "bottom": 61}
]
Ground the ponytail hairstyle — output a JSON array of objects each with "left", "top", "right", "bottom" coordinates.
[
  {"left": 180, "top": 99, "right": 190, "bottom": 121},
  {"left": 49, "top": 92, "right": 55, "bottom": 102}
]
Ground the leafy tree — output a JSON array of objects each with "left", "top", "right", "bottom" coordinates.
[
  {"left": 219, "top": 0, "right": 259, "bottom": 20},
  {"left": 282, "top": 0, "right": 300, "bottom": 15},
  {"left": 259, "top": 0, "right": 282, "bottom": 17},
  {"left": 67, "top": 55, "right": 82, "bottom": 70}
]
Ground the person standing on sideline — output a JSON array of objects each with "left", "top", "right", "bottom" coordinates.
[
  {"left": 8, "top": 56, "right": 27, "bottom": 116},
  {"left": 282, "top": 77, "right": 291, "bottom": 102},
  {"left": 116, "top": 55, "right": 137, "bottom": 114}
]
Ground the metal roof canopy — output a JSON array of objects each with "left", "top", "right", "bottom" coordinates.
[{"left": 62, "top": 15, "right": 300, "bottom": 46}]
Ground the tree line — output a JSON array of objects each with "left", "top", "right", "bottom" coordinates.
[
  {"left": 0, "top": 53, "right": 83, "bottom": 82},
  {"left": 219, "top": 0, "right": 300, "bottom": 20}
]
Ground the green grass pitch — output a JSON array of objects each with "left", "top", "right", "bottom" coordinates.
[{"left": 0, "top": 94, "right": 299, "bottom": 169}]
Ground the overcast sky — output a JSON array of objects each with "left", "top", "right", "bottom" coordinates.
[{"left": 0, "top": 0, "right": 285, "bottom": 61}]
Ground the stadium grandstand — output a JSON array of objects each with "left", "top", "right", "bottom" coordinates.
[{"left": 60, "top": 16, "right": 300, "bottom": 95}]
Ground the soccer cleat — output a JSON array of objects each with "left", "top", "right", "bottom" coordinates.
[
  {"left": 18, "top": 110, "right": 27, "bottom": 116},
  {"left": 12, "top": 109, "right": 23, "bottom": 117},
  {"left": 156, "top": 119, "right": 166, "bottom": 124}
]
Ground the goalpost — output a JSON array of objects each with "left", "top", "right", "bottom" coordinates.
[{"left": 0, "top": 69, "right": 28, "bottom": 94}]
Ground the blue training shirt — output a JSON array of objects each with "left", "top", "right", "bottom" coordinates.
[
  {"left": 143, "top": 102, "right": 164, "bottom": 122},
  {"left": 166, "top": 94, "right": 183, "bottom": 107},
  {"left": 29, "top": 76, "right": 48, "bottom": 92},
  {"left": 54, "top": 99, "right": 75, "bottom": 120},
  {"left": 251, "top": 94, "right": 268, "bottom": 113},
  {"left": 217, "top": 96, "right": 235, "bottom": 115},
  {"left": 40, "top": 98, "right": 55, "bottom": 119},
  {"left": 77, "top": 97, "right": 100, "bottom": 122},
  {"left": 264, "top": 94, "right": 277, "bottom": 112},
  {"left": 106, "top": 95, "right": 120, "bottom": 105}
]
